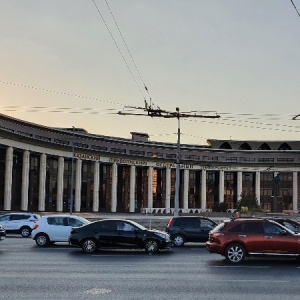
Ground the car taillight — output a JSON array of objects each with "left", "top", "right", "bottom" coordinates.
[
  {"left": 33, "top": 224, "right": 39, "bottom": 230},
  {"left": 166, "top": 218, "right": 174, "bottom": 228}
]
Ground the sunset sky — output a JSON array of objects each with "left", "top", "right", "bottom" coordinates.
[{"left": 1, "top": 1, "right": 300, "bottom": 145}]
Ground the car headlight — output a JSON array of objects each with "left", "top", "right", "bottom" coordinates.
[{"left": 155, "top": 232, "right": 170, "bottom": 240}]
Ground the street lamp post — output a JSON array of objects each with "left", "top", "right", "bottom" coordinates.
[
  {"left": 70, "top": 126, "right": 75, "bottom": 215},
  {"left": 174, "top": 107, "right": 180, "bottom": 217}
]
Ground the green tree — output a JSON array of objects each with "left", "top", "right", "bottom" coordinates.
[{"left": 237, "top": 191, "right": 260, "bottom": 212}]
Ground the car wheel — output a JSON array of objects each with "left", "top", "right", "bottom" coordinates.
[
  {"left": 20, "top": 226, "right": 31, "bottom": 238},
  {"left": 225, "top": 243, "right": 245, "bottom": 263},
  {"left": 35, "top": 233, "right": 50, "bottom": 247},
  {"left": 82, "top": 239, "right": 97, "bottom": 253},
  {"left": 145, "top": 239, "right": 159, "bottom": 254},
  {"left": 172, "top": 234, "right": 185, "bottom": 247}
]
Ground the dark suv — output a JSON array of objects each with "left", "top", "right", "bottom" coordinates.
[
  {"left": 166, "top": 216, "right": 218, "bottom": 246},
  {"left": 206, "top": 218, "right": 300, "bottom": 263}
]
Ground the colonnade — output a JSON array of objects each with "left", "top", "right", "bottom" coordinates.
[{"left": 2, "top": 146, "right": 299, "bottom": 212}]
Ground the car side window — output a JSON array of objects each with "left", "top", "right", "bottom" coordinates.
[
  {"left": 101, "top": 221, "right": 117, "bottom": 231},
  {"left": 228, "top": 223, "right": 264, "bottom": 234},
  {"left": 200, "top": 219, "right": 215, "bottom": 230},
  {"left": 47, "top": 217, "right": 64, "bottom": 226},
  {"left": 10, "top": 215, "right": 22, "bottom": 221},
  {"left": 0, "top": 215, "right": 10, "bottom": 221},
  {"left": 68, "top": 218, "right": 84, "bottom": 227},
  {"left": 116, "top": 222, "right": 135, "bottom": 232},
  {"left": 262, "top": 223, "right": 284, "bottom": 235}
]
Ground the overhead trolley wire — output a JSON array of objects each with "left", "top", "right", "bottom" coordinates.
[
  {"left": 91, "top": 0, "right": 147, "bottom": 104},
  {"left": 290, "top": 0, "right": 300, "bottom": 18}
]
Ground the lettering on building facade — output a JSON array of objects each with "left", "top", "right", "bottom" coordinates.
[
  {"left": 74, "top": 153, "right": 101, "bottom": 161},
  {"left": 108, "top": 158, "right": 148, "bottom": 166}
]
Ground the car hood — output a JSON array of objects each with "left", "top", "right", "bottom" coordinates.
[{"left": 147, "top": 229, "right": 169, "bottom": 235}]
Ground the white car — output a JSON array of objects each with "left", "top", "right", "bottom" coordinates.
[
  {"left": 31, "top": 215, "right": 90, "bottom": 246},
  {"left": 0, "top": 213, "right": 41, "bottom": 237}
]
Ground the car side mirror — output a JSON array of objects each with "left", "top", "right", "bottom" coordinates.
[{"left": 281, "top": 230, "right": 288, "bottom": 236}]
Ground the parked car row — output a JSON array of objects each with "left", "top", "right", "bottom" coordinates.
[{"left": 2, "top": 213, "right": 300, "bottom": 261}]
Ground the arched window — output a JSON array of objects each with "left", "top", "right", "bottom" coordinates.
[
  {"left": 278, "top": 143, "right": 292, "bottom": 150},
  {"left": 258, "top": 143, "right": 271, "bottom": 150},
  {"left": 219, "top": 142, "right": 232, "bottom": 149},
  {"left": 239, "top": 143, "right": 252, "bottom": 150}
]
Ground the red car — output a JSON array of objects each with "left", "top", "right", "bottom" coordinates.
[{"left": 206, "top": 218, "right": 300, "bottom": 263}]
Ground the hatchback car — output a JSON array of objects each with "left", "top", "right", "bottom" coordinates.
[
  {"left": 206, "top": 218, "right": 300, "bottom": 263},
  {"left": 0, "top": 213, "right": 40, "bottom": 237},
  {"left": 166, "top": 216, "right": 218, "bottom": 246},
  {"left": 69, "top": 218, "right": 172, "bottom": 254},
  {"left": 31, "top": 215, "right": 90, "bottom": 246}
]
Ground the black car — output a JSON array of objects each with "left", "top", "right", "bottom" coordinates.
[
  {"left": 166, "top": 216, "right": 218, "bottom": 246},
  {"left": 69, "top": 219, "right": 172, "bottom": 254},
  {"left": 265, "top": 217, "right": 300, "bottom": 233}
]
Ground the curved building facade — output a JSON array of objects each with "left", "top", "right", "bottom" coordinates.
[{"left": 0, "top": 113, "right": 300, "bottom": 213}]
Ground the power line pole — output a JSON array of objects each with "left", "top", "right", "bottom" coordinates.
[{"left": 119, "top": 105, "right": 220, "bottom": 216}]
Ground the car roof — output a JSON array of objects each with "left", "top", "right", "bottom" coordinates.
[
  {"left": 4, "top": 212, "right": 36, "bottom": 215},
  {"left": 41, "top": 214, "right": 86, "bottom": 219}
]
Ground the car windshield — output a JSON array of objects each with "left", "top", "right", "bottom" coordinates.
[{"left": 210, "top": 222, "right": 225, "bottom": 233}]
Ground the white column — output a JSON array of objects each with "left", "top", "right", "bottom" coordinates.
[
  {"left": 56, "top": 157, "right": 64, "bottom": 212},
  {"left": 147, "top": 166, "right": 153, "bottom": 208},
  {"left": 21, "top": 150, "right": 30, "bottom": 211},
  {"left": 129, "top": 165, "right": 136, "bottom": 212},
  {"left": 165, "top": 167, "right": 171, "bottom": 208},
  {"left": 111, "top": 162, "right": 117, "bottom": 212},
  {"left": 183, "top": 169, "right": 189, "bottom": 209},
  {"left": 38, "top": 153, "right": 47, "bottom": 211},
  {"left": 293, "top": 172, "right": 298, "bottom": 211},
  {"left": 4, "top": 147, "right": 13, "bottom": 210},
  {"left": 255, "top": 171, "right": 261, "bottom": 206},
  {"left": 201, "top": 170, "right": 207, "bottom": 209},
  {"left": 93, "top": 161, "right": 100, "bottom": 212},
  {"left": 219, "top": 170, "right": 224, "bottom": 204},
  {"left": 75, "top": 159, "right": 82, "bottom": 212},
  {"left": 237, "top": 171, "right": 243, "bottom": 202}
]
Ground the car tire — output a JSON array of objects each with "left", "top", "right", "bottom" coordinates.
[
  {"left": 225, "top": 243, "right": 245, "bottom": 263},
  {"left": 35, "top": 233, "right": 50, "bottom": 247},
  {"left": 20, "top": 226, "right": 31, "bottom": 238},
  {"left": 82, "top": 239, "right": 97, "bottom": 253},
  {"left": 145, "top": 239, "right": 159, "bottom": 254},
  {"left": 172, "top": 234, "right": 185, "bottom": 247}
]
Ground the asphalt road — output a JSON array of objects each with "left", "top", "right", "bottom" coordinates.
[{"left": 1, "top": 235, "right": 300, "bottom": 300}]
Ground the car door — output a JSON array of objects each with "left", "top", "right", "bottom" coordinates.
[
  {"left": 199, "top": 219, "right": 217, "bottom": 242},
  {"left": 227, "top": 222, "right": 266, "bottom": 253},
  {"left": 95, "top": 220, "right": 118, "bottom": 247},
  {"left": 9, "top": 214, "right": 27, "bottom": 230},
  {"left": 115, "top": 221, "right": 140, "bottom": 248},
  {"left": 47, "top": 217, "right": 70, "bottom": 241},
  {"left": 262, "top": 222, "right": 300, "bottom": 254},
  {"left": 182, "top": 218, "right": 202, "bottom": 242}
]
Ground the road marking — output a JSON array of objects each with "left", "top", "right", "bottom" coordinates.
[
  {"left": 211, "top": 265, "right": 271, "bottom": 268},
  {"left": 215, "top": 280, "right": 289, "bottom": 283}
]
